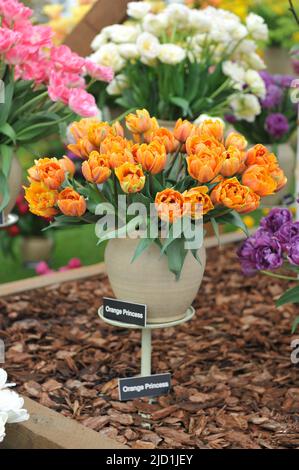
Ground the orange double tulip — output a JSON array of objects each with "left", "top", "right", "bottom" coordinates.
[
  {"left": 155, "top": 188, "right": 185, "bottom": 223},
  {"left": 242, "top": 165, "right": 278, "bottom": 197},
  {"left": 225, "top": 132, "right": 247, "bottom": 151},
  {"left": 24, "top": 182, "right": 58, "bottom": 218},
  {"left": 174, "top": 119, "right": 194, "bottom": 143},
  {"left": 135, "top": 141, "right": 167, "bottom": 174},
  {"left": 183, "top": 186, "right": 214, "bottom": 218},
  {"left": 58, "top": 188, "right": 86, "bottom": 217},
  {"left": 115, "top": 163, "right": 146, "bottom": 194},
  {"left": 28, "top": 157, "right": 65, "bottom": 190},
  {"left": 211, "top": 177, "right": 260, "bottom": 213},
  {"left": 126, "top": 109, "right": 152, "bottom": 134},
  {"left": 197, "top": 119, "right": 224, "bottom": 142},
  {"left": 187, "top": 148, "right": 225, "bottom": 183},
  {"left": 221, "top": 146, "right": 245, "bottom": 177},
  {"left": 82, "top": 151, "right": 111, "bottom": 184},
  {"left": 68, "top": 137, "right": 96, "bottom": 159}
]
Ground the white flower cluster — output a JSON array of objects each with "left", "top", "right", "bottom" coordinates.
[
  {"left": 0, "top": 369, "right": 29, "bottom": 443},
  {"left": 89, "top": 2, "right": 268, "bottom": 121}
]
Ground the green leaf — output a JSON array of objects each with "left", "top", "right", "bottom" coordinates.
[
  {"left": 161, "top": 220, "right": 184, "bottom": 254},
  {"left": 0, "top": 74, "right": 14, "bottom": 127},
  {"left": 211, "top": 217, "right": 220, "bottom": 245},
  {"left": 292, "top": 317, "right": 299, "bottom": 334},
  {"left": 276, "top": 285, "right": 299, "bottom": 307},
  {"left": 170, "top": 96, "right": 191, "bottom": 116},
  {"left": 166, "top": 237, "right": 187, "bottom": 280},
  {"left": 0, "top": 145, "right": 13, "bottom": 212},
  {"left": 0, "top": 123, "right": 16, "bottom": 144},
  {"left": 217, "top": 211, "right": 249, "bottom": 236},
  {"left": 97, "top": 215, "right": 144, "bottom": 245},
  {"left": 131, "top": 237, "right": 155, "bottom": 264}
]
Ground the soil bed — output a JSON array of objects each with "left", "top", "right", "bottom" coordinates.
[{"left": 1, "top": 244, "right": 299, "bottom": 449}]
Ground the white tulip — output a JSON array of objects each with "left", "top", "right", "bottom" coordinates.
[
  {"left": 158, "top": 44, "right": 186, "bottom": 65},
  {"left": 142, "top": 13, "right": 168, "bottom": 36},
  {"left": 89, "top": 44, "right": 125, "bottom": 72},
  {"left": 137, "top": 32, "right": 160, "bottom": 60},
  {"left": 90, "top": 32, "right": 108, "bottom": 51},
  {"left": 194, "top": 114, "right": 225, "bottom": 126},
  {"left": 230, "top": 93, "right": 261, "bottom": 122},
  {"left": 244, "top": 70, "right": 266, "bottom": 99},
  {"left": 223, "top": 61, "right": 245, "bottom": 85},
  {"left": 127, "top": 1, "right": 151, "bottom": 20},
  {"left": 107, "top": 25, "right": 139, "bottom": 44},
  {"left": 244, "top": 52, "right": 265, "bottom": 71},
  {"left": 0, "top": 369, "right": 15, "bottom": 389},
  {"left": 0, "top": 412, "right": 7, "bottom": 443},
  {"left": 235, "top": 39, "right": 257, "bottom": 54},
  {"left": 246, "top": 13, "right": 268, "bottom": 42},
  {"left": 118, "top": 43, "right": 139, "bottom": 60},
  {"left": 188, "top": 11, "right": 211, "bottom": 33},
  {"left": 0, "top": 389, "right": 29, "bottom": 424},
  {"left": 164, "top": 3, "right": 190, "bottom": 26},
  {"left": 107, "top": 74, "right": 129, "bottom": 96}
]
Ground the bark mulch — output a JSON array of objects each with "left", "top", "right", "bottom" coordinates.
[{"left": 0, "top": 244, "right": 299, "bottom": 449}]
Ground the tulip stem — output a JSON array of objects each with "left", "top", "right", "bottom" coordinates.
[
  {"left": 113, "top": 173, "right": 118, "bottom": 211},
  {"left": 149, "top": 173, "right": 155, "bottom": 197},
  {"left": 261, "top": 270, "right": 299, "bottom": 282}
]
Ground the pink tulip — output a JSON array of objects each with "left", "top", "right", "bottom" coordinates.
[
  {"left": 84, "top": 60, "right": 114, "bottom": 82},
  {"left": 0, "top": 0, "right": 33, "bottom": 24},
  {"left": 67, "top": 258, "right": 82, "bottom": 269},
  {"left": 68, "top": 88, "right": 99, "bottom": 117},
  {"left": 51, "top": 45, "right": 85, "bottom": 74},
  {"left": 47, "top": 71, "right": 71, "bottom": 104},
  {"left": 0, "top": 27, "right": 20, "bottom": 53}
]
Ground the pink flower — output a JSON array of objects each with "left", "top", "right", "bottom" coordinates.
[
  {"left": 0, "top": 0, "right": 33, "bottom": 25},
  {"left": 17, "top": 55, "right": 50, "bottom": 85},
  {"left": 48, "top": 71, "right": 71, "bottom": 104},
  {"left": 18, "top": 25, "right": 53, "bottom": 53},
  {"left": 0, "top": 27, "right": 20, "bottom": 53},
  {"left": 35, "top": 262, "right": 54, "bottom": 276},
  {"left": 68, "top": 88, "right": 99, "bottom": 117},
  {"left": 67, "top": 258, "right": 82, "bottom": 269},
  {"left": 84, "top": 60, "right": 114, "bottom": 82},
  {"left": 50, "top": 45, "right": 85, "bottom": 74},
  {"left": 5, "top": 44, "right": 30, "bottom": 65}
]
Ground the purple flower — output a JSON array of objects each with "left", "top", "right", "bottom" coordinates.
[
  {"left": 255, "top": 233, "right": 284, "bottom": 271},
  {"left": 287, "top": 236, "right": 299, "bottom": 265},
  {"left": 273, "top": 74, "right": 294, "bottom": 88},
  {"left": 261, "top": 84, "right": 283, "bottom": 109},
  {"left": 276, "top": 222, "right": 299, "bottom": 250},
  {"left": 259, "top": 71, "right": 275, "bottom": 88},
  {"left": 292, "top": 58, "right": 299, "bottom": 75},
  {"left": 260, "top": 208, "right": 293, "bottom": 234},
  {"left": 265, "top": 113, "right": 289, "bottom": 139},
  {"left": 237, "top": 236, "right": 258, "bottom": 275},
  {"left": 224, "top": 114, "right": 237, "bottom": 124}
]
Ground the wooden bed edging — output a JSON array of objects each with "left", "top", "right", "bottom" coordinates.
[{"left": 0, "top": 397, "right": 128, "bottom": 449}]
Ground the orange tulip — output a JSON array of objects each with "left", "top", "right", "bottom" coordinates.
[
  {"left": 270, "top": 167, "right": 287, "bottom": 191},
  {"left": 242, "top": 165, "right": 277, "bottom": 197},
  {"left": 186, "top": 134, "right": 224, "bottom": 156},
  {"left": 88, "top": 122, "right": 111, "bottom": 147},
  {"left": 69, "top": 118, "right": 100, "bottom": 141},
  {"left": 82, "top": 151, "right": 111, "bottom": 184},
  {"left": 143, "top": 117, "right": 160, "bottom": 143},
  {"left": 211, "top": 177, "right": 259, "bottom": 212},
  {"left": 225, "top": 132, "right": 247, "bottom": 151},
  {"left": 183, "top": 186, "right": 214, "bottom": 218},
  {"left": 151, "top": 127, "right": 179, "bottom": 153},
  {"left": 100, "top": 136, "right": 134, "bottom": 169},
  {"left": 238, "top": 189, "right": 261, "bottom": 214},
  {"left": 155, "top": 188, "right": 185, "bottom": 223},
  {"left": 126, "top": 109, "right": 152, "bottom": 134},
  {"left": 111, "top": 121, "right": 125, "bottom": 138},
  {"left": 220, "top": 146, "right": 245, "bottom": 177},
  {"left": 187, "top": 148, "right": 225, "bottom": 183},
  {"left": 28, "top": 157, "right": 65, "bottom": 190},
  {"left": 198, "top": 119, "right": 224, "bottom": 142},
  {"left": 136, "top": 141, "right": 167, "bottom": 174},
  {"left": 173, "top": 118, "right": 193, "bottom": 143},
  {"left": 68, "top": 137, "right": 96, "bottom": 159},
  {"left": 246, "top": 144, "right": 278, "bottom": 171},
  {"left": 59, "top": 156, "right": 76, "bottom": 176},
  {"left": 115, "top": 163, "right": 145, "bottom": 193},
  {"left": 58, "top": 188, "right": 86, "bottom": 217},
  {"left": 24, "top": 182, "right": 58, "bottom": 218}
]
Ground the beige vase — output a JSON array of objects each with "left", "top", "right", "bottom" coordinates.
[
  {"left": 105, "top": 238, "right": 206, "bottom": 324},
  {"left": 21, "top": 237, "right": 54, "bottom": 265},
  {"left": 262, "top": 143, "right": 295, "bottom": 208},
  {"left": 0, "top": 155, "right": 23, "bottom": 218}
]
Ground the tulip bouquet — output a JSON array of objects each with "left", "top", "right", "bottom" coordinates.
[
  {"left": 23, "top": 109, "right": 287, "bottom": 279},
  {"left": 90, "top": 2, "right": 268, "bottom": 122},
  {"left": 228, "top": 72, "right": 297, "bottom": 144},
  {"left": 0, "top": 368, "right": 29, "bottom": 443},
  {"left": 238, "top": 207, "right": 299, "bottom": 332},
  {"left": 0, "top": 0, "right": 113, "bottom": 215}
]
